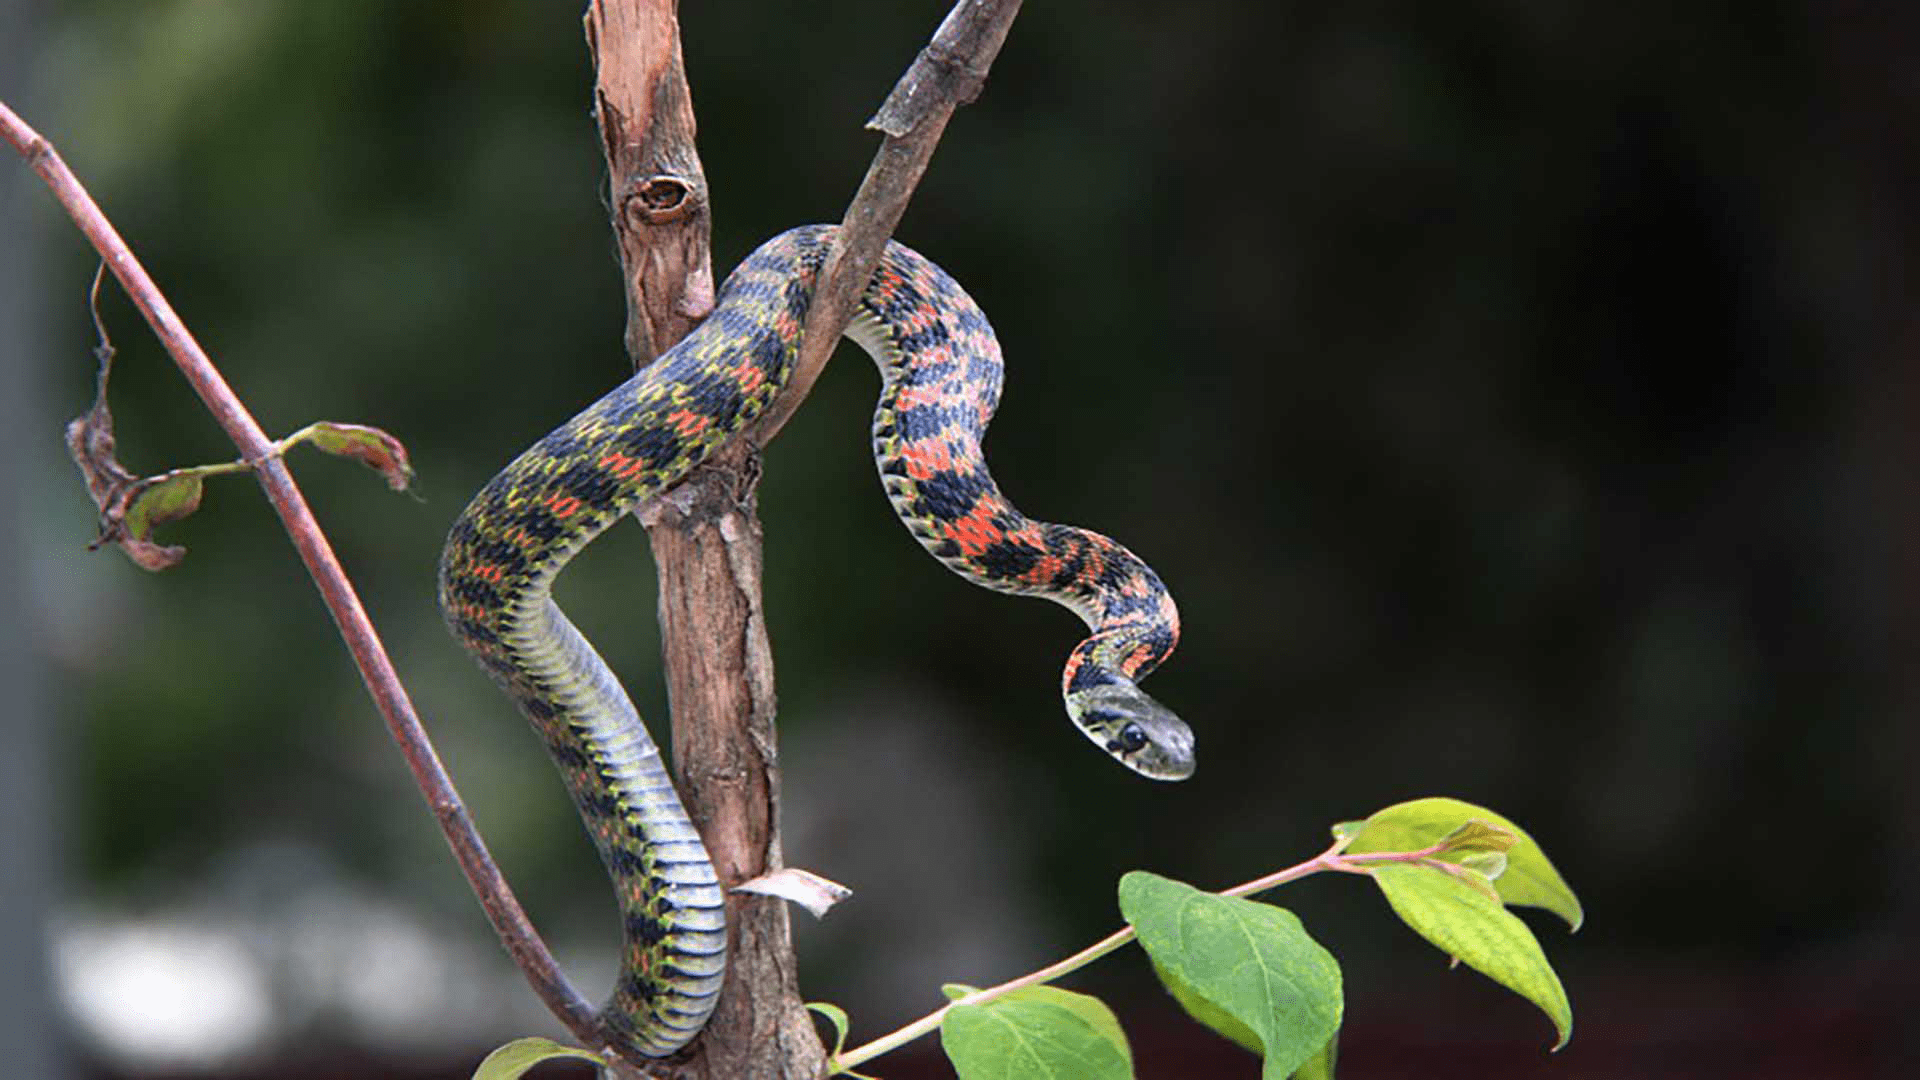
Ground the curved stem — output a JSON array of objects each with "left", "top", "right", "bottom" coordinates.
[
  {"left": 834, "top": 836, "right": 1357, "bottom": 1072},
  {"left": 0, "top": 100, "right": 610, "bottom": 1052}
]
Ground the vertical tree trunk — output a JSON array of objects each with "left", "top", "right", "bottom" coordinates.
[{"left": 583, "top": 2, "right": 826, "bottom": 1077}]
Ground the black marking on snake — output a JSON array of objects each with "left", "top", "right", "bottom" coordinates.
[
  {"left": 556, "top": 460, "right": 617, "bottom": 505},
  {"left": 447, "top": 577, "right": 502, "bottom": 610},
  {"left": 518, "top": 695, "right": 559, "bottom": 722},
  {"left": 453, "top": 616, "right": 501, "bottom": 646},
  {"left": 538, "top": 430, "right": 588, "bottom": 467},
  {"left": 893, "top": 403, "right": 962, "bottom": 441},
  {"left": 607, "top": 846, "right": 650, "bottom": 879},
  {"left": 472, "top": 537, "right": 525, "bottom": 566},
  {"left": 749, "top": 321, "right": 792, "bottom": 378},
  {"left": 895, "top": 319, "right": 951, "bottom": 355},
  {"left": 978, "top": 540, "right": 1039, "bottom": 579},
  {"left": 437, "top": 226, "right": 1190, "bottom": 1062},
  {"left": 512, "top": 507, "right": 569, "bottom": 545},
  {"left": 618, "top": 423, "right": 686, "bottom": 470},
  {"left": 547, "top": 739, "right": 591, "bottom": 770},
  {"left": 581, "top": 790, "right": 626, "bottom": 820},
  {"left": 1069, "top": 662, "right": 1120, "bottom": 692},
  {"left": 625, "top": 911, "right": 669, "bottom": 947},
  {"left": 618, "top": 971, "right": 659, "bottom": 1005},
  {"left": 911, "top": 463, "right": 991, "bottom": 522}
]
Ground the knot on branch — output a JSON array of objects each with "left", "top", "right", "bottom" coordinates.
[
  {"left": 868, "top": 43, "right": 989, "bottom": 137},
  {"left": 625, "top": 173, "right": 700, "bottom": 225}
]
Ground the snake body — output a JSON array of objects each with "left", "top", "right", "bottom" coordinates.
[{"left": 438, "top": 225, "right": 1192, "bottom": 1058}]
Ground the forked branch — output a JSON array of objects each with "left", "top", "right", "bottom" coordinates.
[{"left": 593, "top": 0, "right": 1022, "bottom": 1076}]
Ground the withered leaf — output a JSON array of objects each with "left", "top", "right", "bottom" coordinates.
[{"left": 302, "top": 422, "right": 415, "bottom": 492}]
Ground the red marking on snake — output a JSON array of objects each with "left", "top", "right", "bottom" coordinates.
[
  {"left": 736, "top": 364, "right": 765, "bottom": 394},
  {"left": 471, "top": 564, "right": 504, "bottom": 584},
  {"left": 546, "top": 493, "right": 583, "bottom": 518},
  {"left": 667, "top": 409, "right": 710, "bottom": 438},
  {"left": 599, "top": 452, "right": 646, "bottom": 480},
  {"left": 900, "top": 437, "right": 954, "bottom": 481},
  {"left": 1006, "top": 519, "right": 1046, "bottom": 548},
  {"left": 893, "top": 382, "right": 938, "bottom": 410},
  {"left": 1062, "top": 649, "right": 1087, "bottom": 689},
  {"left": 945, "top": 501, "right": 1000, "bottom": 558},
  {"left": 1023, "top": 553, "right": 1067, "bottom": 586}
]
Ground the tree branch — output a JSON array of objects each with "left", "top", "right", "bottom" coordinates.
[
  {"left": 0, "top": 100, "right": 610, "bottom": 1052},
  {"left": 749, "top": 0, "right": 1025, "bottom": 445},
  {"left": 586, "top": 1, "right": 1022, "bottom": 1076},
  {"left": 585, "top": 2, "right": 817, "bottom": 1076},
  {"left": 9, "top": 0, "right": 1026, "bottom": 1069}
]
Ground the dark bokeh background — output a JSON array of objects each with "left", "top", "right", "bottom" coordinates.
[{"left": 4, "top": 1, "right": 1916, "bottom": 1077}]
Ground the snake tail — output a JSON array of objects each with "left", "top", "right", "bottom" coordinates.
[{"left": 438, "top": 225, "right": 1190, "bottom": 1059}]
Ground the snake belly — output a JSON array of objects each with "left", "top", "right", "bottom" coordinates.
[{"left": 438, "top": 225, "right": 1192, "bottom": 1058}]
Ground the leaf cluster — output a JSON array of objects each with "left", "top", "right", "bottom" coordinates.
[{"left": 472, "top": 797, "right": 1581, "bottom": 1080}]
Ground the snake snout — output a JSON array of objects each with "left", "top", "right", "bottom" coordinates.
[{"left": 1071, "top": 683, "right": 1196, "bottom": 782}]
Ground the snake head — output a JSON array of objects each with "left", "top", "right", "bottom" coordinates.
[{"left": 1067, "top": 681, "right": 1195, "bottom": 781}]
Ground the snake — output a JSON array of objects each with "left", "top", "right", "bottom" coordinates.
[{"left": 437, "top": 225, "right": 1193, "bottom": 1058}]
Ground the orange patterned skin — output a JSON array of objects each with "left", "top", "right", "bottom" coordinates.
[{"left": 438, "top": 226, "right": 1190, "bottom": 1060}]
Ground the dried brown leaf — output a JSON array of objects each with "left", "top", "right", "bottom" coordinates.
[{"left": 303, "top": 421, "right": 415, "bottom": 492}]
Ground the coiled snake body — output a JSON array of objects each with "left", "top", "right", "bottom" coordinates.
[{"left": 438, "top": 226, "right": 1192, "bottom": 1057}]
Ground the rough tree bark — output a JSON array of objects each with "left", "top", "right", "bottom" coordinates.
[
  {"left": 580, "top": 1, "right": 1022, "bottom": 1074},
  {"left": 585, "top": 2, "right": 821, "bottom": 1077}
]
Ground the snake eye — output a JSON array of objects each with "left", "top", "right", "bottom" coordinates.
[{"left": 1115, "top": 722, "right": 1149, "bottom": 754}]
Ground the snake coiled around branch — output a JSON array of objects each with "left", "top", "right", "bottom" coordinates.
[{"left": 438, "top": 225, "right": 1192, "bottom": 1058}]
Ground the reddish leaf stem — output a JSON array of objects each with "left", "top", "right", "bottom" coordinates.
[{"left": 0, "top": 100, "right": 610, "bottom": 1052}]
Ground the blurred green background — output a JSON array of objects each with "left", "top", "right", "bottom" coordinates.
[{"left": 3, "top": 1, "right": 1914, "bottom": 1077}]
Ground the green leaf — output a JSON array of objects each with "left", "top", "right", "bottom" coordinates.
[
  {"left": 1434, "top": 861, "right": 1505, "bottom": 904},
  {"left": 100, "top": 469, "right": 208, "bottom": 570},
  {"left": 1291, "top": 1034, "right": 1338, "bottom": 1080},
  {"left": 1437, "top": 820, "right": 1517, "bottom": 856},
  {"left": 941, "top": 985, "right": 1133, "bottom": 1080},
  {"left": 1119, "top": 872, "right": 1342, "bottom": 1079},
  {"left": 1370, "top": 863, "right": 1573, "bottom": 1050},
  {"left": 807, "top": 1001, "right": 852, "bottom": 1058},
  {"left": 1328, "top": 820, "right": 1365, "bottom": 849},
  {"left": 809, "top": 1002, "right": 881, "bottom": 1079},
  {"left": 1151, "top": 959, "right": 1262, "bottom": 1054},
  {"left": 942, "top": 983, "right": 979, "bottom": 1002},
  {"left": 1459, "top": 851, "right": 1509, "bottom": 882},
  {"left": 121, "top": 471, "right": 205, "bottom": 540},
  {"left": 1343, "top": 797, "right": 1583, "bottom": 930},
  {"left": 470, "top": 1036, "right": 602, "bottom": 1080}
]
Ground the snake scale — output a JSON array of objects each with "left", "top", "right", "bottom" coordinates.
[{"left": 438, "top": 225, "right": 1193, "bottom": 1057}]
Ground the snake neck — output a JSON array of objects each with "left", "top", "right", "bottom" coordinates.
[{"left": 843, "top": 238, "right": 1191, "bottom": 779}]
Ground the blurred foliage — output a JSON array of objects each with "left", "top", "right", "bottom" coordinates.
[{"left": 11, "top": 0, "right": 1911, "bottom": 1065}]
